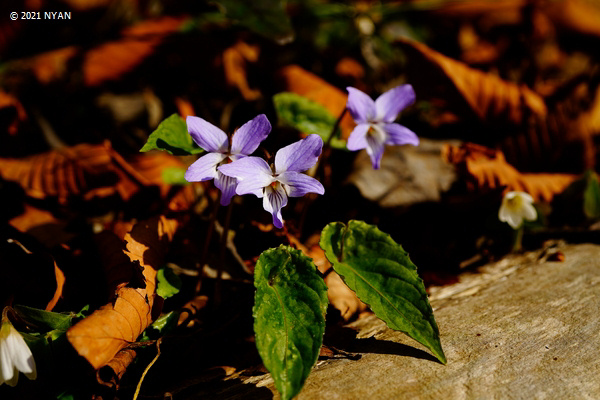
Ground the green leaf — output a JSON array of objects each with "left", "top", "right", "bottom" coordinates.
[
  {"left": 140, "top": 114, "right": 203, "bottom": 155},
  {"left": 161, "top": 167, "right": 189, "bottom": 185},
  {"left": 13, "top": 305, "right": 78, "bottom": 332},
  {"left": 212, "top": 0, "right": 294, "bottom": 44},
  {"left": 253, "top": 245, "right": 328, "bottom": 400},
  {"left": 273, "top": 92, "right": 347, "bottom": 150},
  {"left": 319, "top": 220, "right": 446, "bottom": 364},
  {"left": 156, "top": 267, "right": 182, "bottom": 299},
  {"left": 583, "top": 170, "right": 600, "bottom": 219},
  {"left": 140, "top": 311, "right": 180, "bottom": 341}
]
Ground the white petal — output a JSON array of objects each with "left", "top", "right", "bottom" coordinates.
[
  {"left": 522, "top": 203, "right": 537, "bottom": 221},
  {"left": 263, "top": 184, "right": 288, "bottom": 229},
  {"left": 5, "top": 327, "right": 33, "bottom": 375},
  {"left": 0, "top": 338, "right": 15, "bottom": 385}
]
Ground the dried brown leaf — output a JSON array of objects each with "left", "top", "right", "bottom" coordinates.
[
  {"left": 444, "top": 142, "right": 576, "bottom": 202},
  {"left": 84, "top": 16, "right": 188, "bottom": 86},
  {"left": 397, "top": 38, "right": 547, "bottom": 125},
  {"left": 0, "top": 90, "right": 27, "bottom": 135},
  {"left": 305, "top": 236, "right": 367, "bottom": 321},
  {"left": 0, "top": 141, "right": 194, "bottom": 210},
  {"left": 544, "top": 0, "right": 600, "bottom": 39},
  {"left": 223, "top": 41, "right": 261, "bottom": 100},
  {"left": 67, "top": 216, "right": 178, "bottom": 369}
]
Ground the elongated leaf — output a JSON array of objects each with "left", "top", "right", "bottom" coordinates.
[
  {"left": 14, "top": 305, "right": 77, "bottom": 332},
  {"left": 274, "top": 92, "right": 347, "bottom": 150},
  {"left": 320, "top": 220, "right": 446, "bottom": 364},
  {"left": 254, "top": 245, "right": 328, "bottom": 400},
  {"left": 141, "top": 114, "right": 203, "bottom": 155}
]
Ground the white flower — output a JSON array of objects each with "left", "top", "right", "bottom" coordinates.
[
  {"left": 0, "top": 311, "right": 36, "bottom": 386},
  {"left": 499, "top": 191, "right": 537, "bottom": 229}
]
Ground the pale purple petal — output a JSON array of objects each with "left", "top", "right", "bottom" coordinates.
[
  {"left": 214, "top": 171, "right": 238, "bottom": 206},
  {"left": 374, "top": 84, "right": 416, "bottom": 123},
  {"left": 346, "top": 87, "right": 376, "bottom": 123},
  {"left": 219, "top": 157, "right": 273, "bottom": 197},
  {"left": 235, "top": 174, "right": 274, "bottom": 197},
  {"left": 186, "top": 116, "right": 229, "bottom": 153},
  {"left": 185, "top": 152, "right": 226, "bottom": 182},
  {"left": 263, "top": 184, "right": 288, "bottom": 229},
  {"left": 219, "top": 156, "right": 272, "bottom": 181},
  {"left": 230, "top": 114, "right": 271, "bottom": 156},
  {"left": 384, "top": 123, "right": 419, "bottom": 146},
  {"left": 277, "top": 171, "right": 324, "bottom": 197},
  {"left": 346, "top": 123, "right": 370, "bottom": 151},
  {"left": 274, "top": 134, "right": 323, "bottom": 173},
  {"left": 365, "top": 130, "right": 386, "bottom": 170}
]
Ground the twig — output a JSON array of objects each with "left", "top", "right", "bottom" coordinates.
[{"left": 132, "top": 337, "right": 163, "bottom": 400}]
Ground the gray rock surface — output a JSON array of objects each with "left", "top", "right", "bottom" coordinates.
[{"left": 241, "top": 243, "right": 600, "bottom": 399}]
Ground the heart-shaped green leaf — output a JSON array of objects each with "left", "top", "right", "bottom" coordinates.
[
  {"left": 253, "top": 245, "right": 328, "bottom": 400},
  {"left": 140, "top": 114, "right": 203, "bottom": 155},
  {"left": 273, "top": 92, "right": 347, "bottom": 150},
  {"left": 320, "top": 220, "right": 446, "bottom": 364}
]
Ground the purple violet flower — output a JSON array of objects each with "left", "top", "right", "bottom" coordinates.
[
  {"left": 218, "top": 134, "right": 325, "bottom": 228},
  {"left": 185, "top": 114, "right": 271, "bottom": 205},
  {"left": 346, "top": 85, "right": 419, "bottom": 169}
]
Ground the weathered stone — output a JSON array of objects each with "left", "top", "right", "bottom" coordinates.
[{"left": 241, "top": 243, "right": 600, "bottom": 399}]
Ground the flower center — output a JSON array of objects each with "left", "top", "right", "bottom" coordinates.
[{"left": 506, "top": 196, "right": 524, "bottom": 211}]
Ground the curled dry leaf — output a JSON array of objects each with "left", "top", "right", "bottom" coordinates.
[
  {"left": 97, "top": 348, "right": 137, "bottom": 389},
  {"left": 305, "top": 237, "right": 367, "bottom": 321},
  {"left": 279, "top": 65, "right": 355, "bottom": 139},
  {"left": 0, "top": 141, "right": 194, "bottom": 210},
  {"left": 396, "top": 38, "right": 547, "bottom": 125},
  {"left": 444, "top": 142, "right": 576, "bottom": 202},
  {"left": 1, "top": 231, "right": 66, "bottom": 311},
  {"left": 223, "top": 41, "right": 261, "bottom": 100},
  {"left": 67, "top": 216, "right": 179, "bottom": 369},
  {"left": 0, "top": 90, "right": 27, "bottom": 135}
]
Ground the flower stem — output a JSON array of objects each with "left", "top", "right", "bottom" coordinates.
[
  {"left": 195, "top": 192, "right": 221, "bottom": 293},
  {"left": 298, "top": 108, "right": 347, "bottom": 234},
  {"left": 512, "top": 225, "right": 524, "bottom": 253},
  {"left": 214, "top": 201, "right": 233, "bottom": 307}
]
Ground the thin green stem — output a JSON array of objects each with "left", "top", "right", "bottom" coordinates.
[{"left": 512, "top": 225, "right": 524, "bottom": 253}]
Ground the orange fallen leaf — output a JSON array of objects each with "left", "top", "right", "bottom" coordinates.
[
  {"left": 84, "top": 16, "right": 189, "bottom": 86},
  {"left": 223, "top": 41, "right": 261, "bottom": 100},
  {"left": 443, "top": 142, "right": 577, "bottom": 202},
  {"left": 28, "top": 46, "right": 78, "bottom": 84},
  {"left": 279, "top": 65, "right": 355, "bottom": 139},
  {"left": 67, "top": 216, "right": 179, "bottom": 369},
  {"left": 0, "top": 141, "right": 194, "bottom": 210},
  {"left": 175, "top": 97, "right": 196, "bottom": 120},
  {"left": 396, "top": 38, "right": 547, "bottom": 125},
  {"left": 544, "top": 0, "right": 600, "bottom": 39}
]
